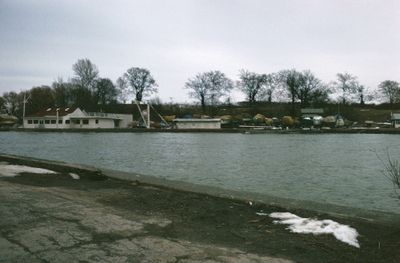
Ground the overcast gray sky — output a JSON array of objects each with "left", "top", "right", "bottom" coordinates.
[{"left": 0, "top": 0, "right": 399, "bottom": 102}]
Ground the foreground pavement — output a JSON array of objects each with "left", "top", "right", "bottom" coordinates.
[
  {"left": 0, "top": 156, "right": 399, "bottom": 262},
  {"left": 0, "top": 173, "right": 291, "bottom": 262}
]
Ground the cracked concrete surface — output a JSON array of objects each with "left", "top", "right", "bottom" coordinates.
[{"left": 0, "top": 178, "right": 291, "bottom": 263}]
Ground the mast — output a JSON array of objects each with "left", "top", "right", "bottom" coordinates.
[
  {"left": 147, "top": 103, "right": 150, "bottom": 129},
  {"left": 22, "top": 92, "right": 30, "bottom": 127},
  {"left": 22, "top": 93, "right": 26, "bottom": 120},
  {"left": 56, "top": 108, "right": 59, "bottom": 128}
]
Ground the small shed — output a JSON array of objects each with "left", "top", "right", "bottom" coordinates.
[
  {"left": 173, "top": 118, "right": 221, "bottom": 129},
  {"left": 391, "top": 113, "right": 400, "bottom": 128}
]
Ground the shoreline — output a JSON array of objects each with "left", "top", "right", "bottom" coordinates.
[
  {"left": 2, "top": 127, "right": 400, "bottom": 134},
  {"left": 1, "top": 153, "right": 399, "bottom": 224},
  {"left": 1, "top": 154, "right": 400, "bottom": 262}
]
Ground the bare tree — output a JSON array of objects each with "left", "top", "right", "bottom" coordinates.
[
  {"left": 119, "top": 67, "right": 157, "bottom": 102},
  {"left": 205, "top": 71, "right": 233, "bottom": 107},
  {"left": 52, "top": 78, "right": 72, "bottom": 107},
  {"left": 185, "top": 76, "right": 206, "bottom": 112},
  {"left": 297, "top": 70, "right": 324, "bottom": 107},
  {"left": 308, "top": 87, "right": 331, "bottom": 105},
  {"left": 378, "top": 80, "right": 400, "bottom": 104},
  {"left": 237, "top": 70, "right": 268, "bottom": 104},
  {"left": 2, "top": 91, "right": 20, "bottom": 115},
  {"left": 185, "top": 70, "right": 233, "bottom": 113},
  {"left": 356, "top": 84, "right": 366, "bottom": 105},
  {"left": 263, "top": 73, "right": 278, "bottom": 103},
  {"left": 0, "top": 96, "right": 5, "bottom": 112},
  {"left": 377, "top": 150, "right": 400, "bottom": 198},
  {"left": 27, "top": 86, "right": 55, "bottom": 115},
  {"left": 116, "top": 77, "right": 129, "bottom": 103},
  {"left": 95, "top": 78, "right": 118, "bottom": 106},
  {"left": 72, "top": 58, "right": 99, "bottom": 90},
  {"left": 69, "top": 84, "right": 95, "bottom": 110},
  {"left": 278, "top": 69, "right": 304, "bottom": 115},
  {"left": 334, "top": 73, "right": 358, "bottom": 104}
]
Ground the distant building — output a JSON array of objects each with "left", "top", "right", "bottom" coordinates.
[
  {"left": 300, "top": 108, "right": 324, "bottom": 117},
  {"left": 172, "top": 118, "right": 221, "bottom": 129},
  {"left": 391, "top": 113, "right": 400, "bottom": 128},
  {"left": 23, "top": 107, "right": 132, "bottom": 129}
]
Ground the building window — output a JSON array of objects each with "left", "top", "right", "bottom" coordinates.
[
  {"left": 27, "top": 120, "right": 33, "bottom": 124},
  {"left": 73, "top": 119, "right": 80, "bottom": 124},
  {"left": 83, "top": 119, "right": 89, "bottom": 125},
  {"left": 58, "top": 120, "right": 62, "bottom": 124},
  {"left": 65, "top": 120, "right": 70, "bottom": 124},
  {"left": 39, "top": 120, "right": 44, "bottom": 124},
  {"left": 51, "top": 120, "right": 56, "bottom": 124},
  {"left": 33, "top": 120, "right": 38, "bottom": 124},
  {"left": 95, "top": 119, "right": 99, "bottom": 124},
  {"left": 45, "top": 120, "right": 50, "bottom": 124}
]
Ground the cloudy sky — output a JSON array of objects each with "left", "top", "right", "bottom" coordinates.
[{"left": 0, "top": 0, "right": 399, "bottom": 102}]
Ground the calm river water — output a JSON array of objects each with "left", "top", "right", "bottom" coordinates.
[{"left": 1, "top": 132, "right": 400, "bottom": 214}]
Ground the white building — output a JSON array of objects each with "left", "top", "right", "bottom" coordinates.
[
  {"left": 172, "top": 118, "right": 221, "bottom": 129},
  {"left": 391, "top": 113, "right": 400, "bottom": 128},
  {"left": 23, "top": 107, "right": 133, "bottom": 129}
]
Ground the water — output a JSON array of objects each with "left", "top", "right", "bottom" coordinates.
[{"left": 1, "top": 131, "right": 400, "bottom": 214}]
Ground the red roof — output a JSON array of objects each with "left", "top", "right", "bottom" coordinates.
[{"left": 26, "top": 107, "right": 78, "bottom": 117}]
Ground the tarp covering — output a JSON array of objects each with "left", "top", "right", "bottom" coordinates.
[
  {"left": 163, "top": 115, "right": 176, "bottom": 122},
  {"left": 220, "top": 115, "right": 232, "bottom": 121},
  {"left": 323, "top": 116, "right": 336, "bottom": 123},
  {"left": 253, "top": 114, "right": 266, "bottom": 122},
  {"left": 265, "top": 118, "right": 273, "bottom": 126},
  {"left": 282, "top": 116, "right": 294, "bottom": 126}
]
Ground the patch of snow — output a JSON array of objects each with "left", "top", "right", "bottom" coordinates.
[
  {"left": 69, "top": 173, "right": 80, "bottom": 180},
  {"left": 256, "top": 212, "right": 268, "bottom": 216},
  {"left": 270, "top": 212, "right": 360, "bottom": 248},
  {"left": 0, "top": 163, "right": 57, "bottom": 177}
]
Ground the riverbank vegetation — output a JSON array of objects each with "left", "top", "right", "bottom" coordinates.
[
  {"left": 1, "top": 58, "right": 400, "bottom": 124},
  {"left": 378, "top": 151, "right": 400, "bottom": 198}
]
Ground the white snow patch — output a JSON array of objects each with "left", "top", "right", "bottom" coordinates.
[
  {"left": 0, "top": 163, "right": 57, "bottom": 177},
  {"left": 256, "top": 212, "right": 268, "bottom": 216},
  {"left": 270, "top": 212, "right": 360, "bottom": 248},
  {"left": 69, "top": 173, "right": 80, "bottom": 180}
]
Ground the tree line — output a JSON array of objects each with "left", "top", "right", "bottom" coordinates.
[
  {"left": 0, "top": 58, "right": 158, "bottom": 118},
  {"left": 185, "top": 69, "right": 400, "bottom": 114},
  {"left": 1, "top": 58, "right": 399, "bottom": 118}
]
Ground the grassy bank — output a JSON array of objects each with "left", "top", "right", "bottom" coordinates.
[{"left": 106, "top": 101, "right": 400, "bottom": 123}]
